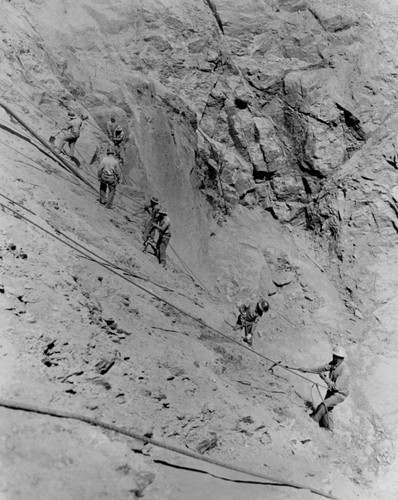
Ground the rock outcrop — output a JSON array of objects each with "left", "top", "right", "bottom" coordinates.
[
  {"left": 3, "top": 0, "right": 397, "bottom": 310},
  {"left": 3, "top": 0, "right": 398, "bottom": 497}
]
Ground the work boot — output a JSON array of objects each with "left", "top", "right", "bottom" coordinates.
[{"left": 310, "top": 403, "right": 327, "bottom": 426}]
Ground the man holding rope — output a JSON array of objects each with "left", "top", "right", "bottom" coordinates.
[{"left": 297, "top": 346, "right": 350, "bottom": 431}]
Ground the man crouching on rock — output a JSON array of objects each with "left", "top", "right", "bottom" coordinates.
[
  {"left": 232, "top": 299, "right": 269, "bottom": 347},
  {"left": 298, "top": 346, "right": 350, "bottom": 431}
]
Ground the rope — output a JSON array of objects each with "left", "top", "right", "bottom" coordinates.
[
  {"left": 223, "top": 321, "right": 328, "bottom": 388},
  {"left": 0, "top": 77, "right": 109, "bottom": 173},
  {"left": 0, "top": 100, "right": 95, "bottom": 190},
  {"left": 0, "top": 82, "right": 95, "bottom": 168},
  {"left": 0, "top": 398, "right": 339, "bottom": 499},
  {"left": 46, "top": 223, "right": 173, "bottom": 293},
  {"left": 0, "top": 192, "right": 36, "bottom": 216},
  {"left": 0, "top": 198, "right": 203, "bottom": 309},
  {"left": 0, "top": 75, "right": 212, "bottom": 290},
  {"left": 0, "top": 123, "right": 323, "bottom": 390},
  {"left": 8, "top": 148, "right": 143, "bottom": 222},
  {"left": 0, "top": 199, "right": 173, "bottom": 294},
  {"left": 168, "top": 244, "right": 209, "bottom": 293},
  {"left": 0, "top": 138, "right": 91, "bottom": 191},
  {"left": 0, "top": 125, "right": 327, "bottom": 376},
  {"left": 1, "top": 65, "right": 218, "bottom": 290},
  {"left": 0, "top": 198, "right": 328, "bottom": 391}
]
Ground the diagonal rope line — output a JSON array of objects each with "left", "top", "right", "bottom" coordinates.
[
  {"left": 0, "top": 398, "right": 339, "bottom": 499},
  {"left": 0, "top": 198, "right": 328, "bottom": 390}
]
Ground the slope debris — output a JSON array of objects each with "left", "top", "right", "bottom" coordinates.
[{"left": 1, "top": 0, "right": 398, "bottom": 499}]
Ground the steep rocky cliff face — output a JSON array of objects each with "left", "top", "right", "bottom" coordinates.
[
  {"left": 14, "top": 0, "right": 398, "bottom": 276},
  {"left": 2, "top": 0, "right": 398, "bottom": 498},
  {"left": 20, "top": 0, "right": 398, "bottom": 361}
]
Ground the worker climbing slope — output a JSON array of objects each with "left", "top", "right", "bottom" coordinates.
[
  {"left": 54, "top": 110, "right": 83, "bottom": 159},
  {"left": 97, "top": 147, "right": 122, "bottom": 209},
  {"left": 150, "top": 206, "right": 171, "bottom": 268},
  {"left": 298, "top": 346, "right": 350, "bottom": 431},
  {"left": 106, "top": 116, "right": 117, "bottom": 140},
  {"left": 232, "top": 299, "right": 270, "bottom": 347},
  {"left": 143, "top": 196, "right": 160, "bottom": 252},
  {"left": 112, "top": 124, "right": 126, "bottom": 165}
]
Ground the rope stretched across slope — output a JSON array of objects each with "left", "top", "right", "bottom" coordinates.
[
  {"left": 0, "top": 398, "right": 339, "bottom": 499},
  {"left": 0, "top": 198, "right": 327, "bottom": 391}
]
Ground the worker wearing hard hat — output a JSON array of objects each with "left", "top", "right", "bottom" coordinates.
[
  {"left": 54, "top": 110, "right": 83, "bottom": 157},
  {"left": 151, "top": 206, "right": 171, "bottom": 268},
  {"left": 106, "top": 117, "right": 117, "bottom": 140},
  {"left": 298, "top": 346, "right": 350, "bottom": 431},
  {"left": 143, "top": 196, "right": 160, "bottom": 252},
  {"left": 97, "top": 147, "right": 122, "bottom": 209},
  {"left": 112, "top": 125, "right": 126, "bottom": 164},
  {"left": 232, "top": 299, "right": 270, "bottom": 347}
]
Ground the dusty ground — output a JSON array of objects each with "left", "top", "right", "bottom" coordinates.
[
  {"left": 0, "top": 1, "right": 398, "bottom": 499},
  {"left": 0, "top": 105, "right": 389, "bottom": 499}
]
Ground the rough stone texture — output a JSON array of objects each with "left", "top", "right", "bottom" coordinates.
[
  {"left": 14, "top": 0, "right": 396, "bottom": 229},
  {"left": 3, "top": 0, "right": 398, "bottom": 497}
]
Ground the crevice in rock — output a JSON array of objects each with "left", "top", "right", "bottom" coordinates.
[
  {"left": 336, "top": 103, "right": 366, "bottom": 142},
  {"left": 198, "top": 77, "right": 223, "bottom": 126},
  {"left": 238, "top": 186, "right": 256, "bottom": 200},
  {"left": 302, "top": 176, "right": 312, "bottom": 195},
  {"left": 298, "top": 159, "right": 325, "bottom": 179},
  {"left": 253, "top": 170, "right": 276, "bottom": 182},
  {"left": 391, "top": 220, "right": 398, "bottom": 234},
  {"left": 203, "top": 0, "right": 224, "bottom": 34},
  {"left": 385, "top": 198, "right": 398, "bottom": 219},
  {"left": 234, "top": 97, "right": 247, "bottom": 110},
  {"left": 283, "top": 100, "right": 335, "bottom": 128}
]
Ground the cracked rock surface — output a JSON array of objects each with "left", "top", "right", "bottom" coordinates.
[{"left": 1, "top": 0, "right": 398, "bottom": 498}]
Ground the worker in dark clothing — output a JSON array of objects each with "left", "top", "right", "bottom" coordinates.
[
  {"left": 298, "top": 347, "right": 350, "bottom": 431},
  {"left": 112, "top": 125, "right": 126, "bottom": 164},
  {"left": 232, "top": 299, "right": 269, "bottom": 346},
  {"left": 151, "top": 207, "right": 171, "bottom": 268},
  {"left": 143, "top": 196, "right": 160, "bottom": 252},
  {"left": 106, "top": 117, "right": 117, "bottom": 140},
  {"left": 54, "top": 110, "right": 83, "bottom": 157},
  {"left": 97, "top": 148, "right": 122, "bottom": 209}
]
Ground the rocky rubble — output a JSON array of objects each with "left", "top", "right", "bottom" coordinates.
[{"left": 1, "top": 0, "right": 398, "bottom": 498}]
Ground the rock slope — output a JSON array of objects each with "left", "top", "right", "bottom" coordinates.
[{"left": 1, "top": 0, "right": 398, "bottom": 498}]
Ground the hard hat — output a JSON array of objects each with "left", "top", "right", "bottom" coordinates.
[
  {"left": 68, "top": 110, "right": 77, "bottom": 117},
  {"left": 151, "top": 196, "right": 159, "bottom": 204},
  {"left": 332, "top": 346, "right": 347, "bottom": 358},
  {"left": 107, "top": 147, "right": 115, "bottom": 154},
  {"left": 258, "top": 299, "right": 269, "bottom": 312},
  {"left": 115, "top": 125, "right": 123, "bottom": 131},
  {"left": 158, "top": 206, "right": 167, "bottom": 215}
]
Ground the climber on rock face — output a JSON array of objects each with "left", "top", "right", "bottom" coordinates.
[
  {"left": 112, "top": 125, "right": 126, "bottom": 165},
  {"left": 97, "top": 147, "right": 122, "bottom": 210},
  {"left": 232, "top": 299, "right": 269, "bottom": 347},
  {"left": 298, "top": 346, "right": 350, "bottom": 431},
  {"left": 143, "top": 196, "right": 160, "bottom": 252},
  {"left": 54, "top": 110, "right": 83, "bottom": 158},
  {"left": 150, "top": 206, "right": 171, "bottom": 268},
  {"left": 106, "top": 116, "right": 117, "bottom": 140}
]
